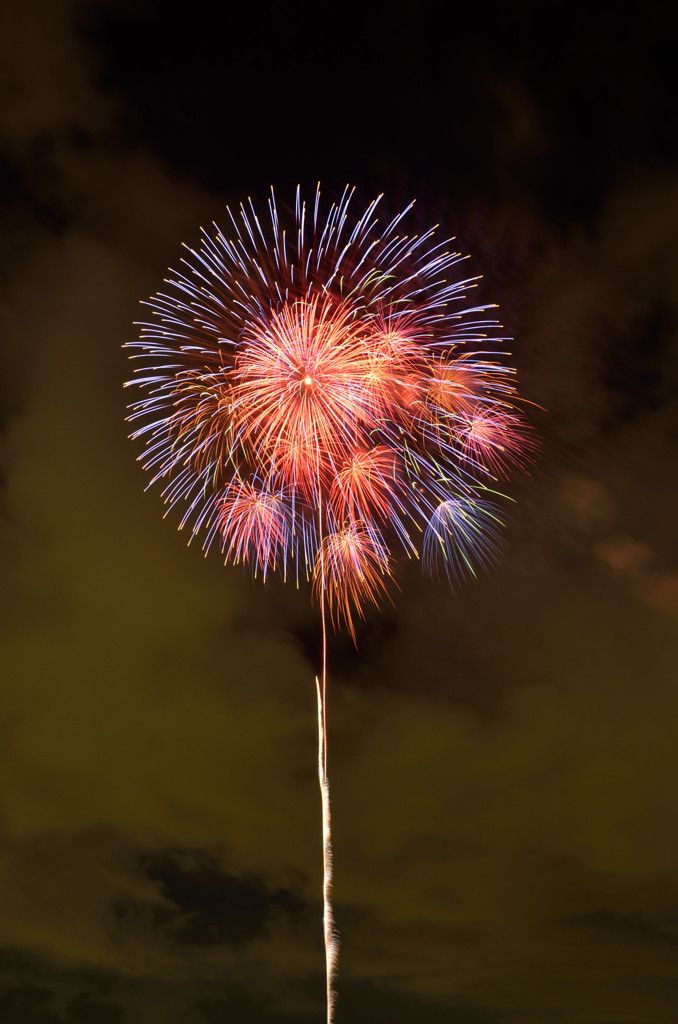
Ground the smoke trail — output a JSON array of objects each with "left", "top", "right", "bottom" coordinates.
[{"left": 316, "top": 676, "right": 339, "bottom": 1024}]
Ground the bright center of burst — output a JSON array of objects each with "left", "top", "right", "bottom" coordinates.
[{"left": 303, "top": 375, "right": 313, "bottom": 386}]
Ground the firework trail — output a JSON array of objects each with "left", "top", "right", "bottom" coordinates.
[
  {"left": 125, "top": 185, "right": 533, "bottom": 1023},
  {"left": 316, "top": 676, "right": 338, "bottom": 1019}
]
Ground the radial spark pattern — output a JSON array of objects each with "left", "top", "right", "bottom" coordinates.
[{"left": 125, "top": 185, "right": 533, "bottom": 635}]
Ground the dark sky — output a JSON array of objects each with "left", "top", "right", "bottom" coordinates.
[{"left": 1, "top": 1, "right": 678, "bottom": 1022}]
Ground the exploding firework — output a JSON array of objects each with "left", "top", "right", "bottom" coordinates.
[
  {"left": 126, "top": 185, "right": 533, "bottom": 633},
  {"left": 125, "top": 185, "right": 533, "bottom": 1023}
]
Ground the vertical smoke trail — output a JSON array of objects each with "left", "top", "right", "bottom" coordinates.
[{"left": 316, "top": 676, "right": 339, "bottom": 1024}]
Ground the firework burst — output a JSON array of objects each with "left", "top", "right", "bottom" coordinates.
[
  {"left": 125, "top": 185, "right": 533, "bottom": 1023},
  {"left": 126, "top": 185, "right": 532, "bottom": 634}
]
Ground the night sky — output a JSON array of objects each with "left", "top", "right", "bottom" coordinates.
[{"left": 2, "top": 2, "right": 678, "bottom": 1022}]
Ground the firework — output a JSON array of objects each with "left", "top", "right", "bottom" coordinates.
[
  {"left": 125, "top": 185, "right": 533, "bottom": 1023},
  {"left": 126, "top": 185, "right": 532, "bottom": 633}
]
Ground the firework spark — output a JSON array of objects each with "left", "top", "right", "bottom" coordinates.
[{"left": 125, "top": 185, "right": 533, "bottom": 1023}]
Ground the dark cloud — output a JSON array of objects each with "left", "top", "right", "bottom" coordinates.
[
  {"left": 0, "top": 947, "right": 124, "bottom": 1024},
  {"left": 139, "top": 849, "right": 305, "bottom": 947},
  {"left": 563, "top": 909, "right": 678, "bottom": 947}
]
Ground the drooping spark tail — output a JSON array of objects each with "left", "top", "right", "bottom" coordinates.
[{"left": 316, "top": 676, "right": 339, "bottom": 1024}]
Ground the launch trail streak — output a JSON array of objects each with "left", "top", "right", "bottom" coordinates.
[{"left": 316, "top": 676, "right": 338, "bottom": 1024}]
